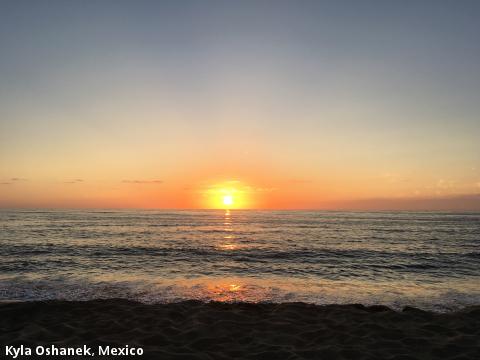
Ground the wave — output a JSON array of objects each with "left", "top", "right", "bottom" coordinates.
[{"left": 1, "top": 277, "right": 479, "bottom": 312}]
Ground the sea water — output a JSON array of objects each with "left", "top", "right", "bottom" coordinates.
[{"left": 1, "top": 210, "right": 479, "bottom": 311}]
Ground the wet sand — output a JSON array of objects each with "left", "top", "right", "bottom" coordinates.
[{"left": 0, "top": 299, "right": 479, "bottom": 359}]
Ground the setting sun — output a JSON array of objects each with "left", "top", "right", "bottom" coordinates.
[
  {"left": 223, "top": 195, "right": 233, "bottom": 207},
  {"left": 200, "top": 181, "right": 253, "bottom": 209}
]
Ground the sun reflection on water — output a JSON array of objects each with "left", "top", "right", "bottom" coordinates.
[
  {"left": 208, "top": 282, "right": 247, "bottom": 301},
  {"left": 216, "top": 209, "right": 239, "bottom": 251},
  {"left": 218, "top": 244, "right": 238, "bottom": 250},
  {"left": 229, "top": 284, "right": 241, "bottom": 291}
]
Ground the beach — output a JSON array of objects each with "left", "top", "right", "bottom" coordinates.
[{"left": 1, "top": 299, "right": 479, "bottom": 359}]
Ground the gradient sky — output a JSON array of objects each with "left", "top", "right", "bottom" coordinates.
[{"left": 1, "top": 0, "right": 479, "bottom": 209}]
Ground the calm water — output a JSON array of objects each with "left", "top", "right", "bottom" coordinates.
[{"left": 0, "top": 210, "right": 479, "bottom": 311}]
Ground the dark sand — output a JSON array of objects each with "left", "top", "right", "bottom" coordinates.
[{"left": 0, "top": 300, "right": 479, "bottom": 359}]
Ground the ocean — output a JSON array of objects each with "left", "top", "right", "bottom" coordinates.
[{"left": 1, "top": 210, "right": 479, "bottom": 311}]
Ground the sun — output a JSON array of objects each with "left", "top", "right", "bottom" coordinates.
[
  {"left": 202, "top": 181, "right": 251, "bottom": 209},
  {"left": 223, "top": 195, "right": 233, "bottom": 207}
]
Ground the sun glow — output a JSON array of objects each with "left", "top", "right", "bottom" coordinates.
[
  {"left": 223, "top": 195, "right": 233, "bottom": 207},
  {"left": 202, "top": 180, "right": 252, "bottom": 209}
]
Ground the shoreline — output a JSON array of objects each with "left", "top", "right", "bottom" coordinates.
[{"left": 1, "top": 299, "right": 479, "bottom": 359}]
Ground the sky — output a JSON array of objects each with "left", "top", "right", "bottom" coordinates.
[{"left": 1, "top": 0, "right": 479, "bottom": 210}]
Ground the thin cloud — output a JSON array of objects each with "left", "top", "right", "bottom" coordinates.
[
  {"left": 64, "top": 179, "right": 84, "bottom": 184},
  {"left": 122, "top": 179, "right": 164, "bottom": 184},
  {"left": 1, "top": 177, "right": 27, "bottom": 185},
  {"left": 336, "top": 194, "right": 480, "bottom": 211},
  {"left": 436, "top": 179, "right": 456, "bottom": 190}
]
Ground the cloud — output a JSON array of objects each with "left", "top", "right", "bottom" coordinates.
[
  {"left": 1, "top": 177, "right": 27, "bottom": 185},
  {"left": 64, "top": 179, "right": 84, "bottom": 184},
  {"left": 122, "top": 179, "right": 163, "bottom": 184},
  {"left": 334, "top": 194, "right": 480, "bottom": 211},
  {"left": 436, "top": 179, "right": 456, "bottom": 190}
]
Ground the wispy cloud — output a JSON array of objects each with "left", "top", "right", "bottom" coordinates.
[
  {"left": 64, "top": 179, "right": 84, "bottom": 184},
  {"left": 436, "top": 178, "right": 456, "bottom": 190},
  {"left": 1, "top": 177, "right": 27, "bottom": 185},
  {"left": 336, "top": 194, "right": 480, "bottom": 211},
  {"left": 122, "top": 179, "right": 163, "bottom": 184}
]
